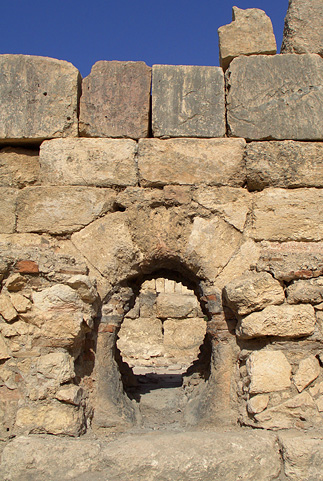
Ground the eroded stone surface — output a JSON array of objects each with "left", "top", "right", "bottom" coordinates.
[
  {"left": 0, "top": 147, "right": 39, "bottom": 188},
  {"left": 247, "top": 350, "right": 292, "bottom": 394},
  {"left": 0, "top": 188, "right": 17, "bottom": 234},
  {"left": 287, "top": 277, "right": 323, "bottom": 304},
  {"left": 280, "top": 432, "right": 323, "bottom": 481},
  {"left": 293, "top": 355, "right": 321, "bottom": 392}
]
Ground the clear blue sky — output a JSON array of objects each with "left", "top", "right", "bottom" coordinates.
[{"left": 0, "top": 0, "right": 288, "bottom": 78}]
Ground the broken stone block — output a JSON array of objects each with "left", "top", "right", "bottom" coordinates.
[
  {"left": 247, "top": 394, "right": 269, "bottom": 415},
  {"left": 79, "top": 61, "right": 151, "bottom": 139},
  {"left": 137, "top": 138, "right": 246, "bottom": 187},
  {"left": 293, "top": 355, "right": 320, "bottom": 392},
  {"left": 4, "top": 273, "right": 26, "bottom": 292},
  {"left": 16, "top": 186, "right": 116, "bottom": 234},
  {"left": 37, "top": 352, "right": 74, "bottom": 384},
  {"left": 40, "top": 138, "right": 138, "bottom": 187},
  {"left": 55, "top": 385, "right": 84, "bottom": 406},
  {"left": 0, "top": 54, "right": 80, "bottom": 141},
  {"left": 224, "top": 271, "right": 284, "bottom": 316},
  {"left": 251, "top": 188, "right": 323, "bottom": 242},
  {"left": 0, "top": 293, "right": 18, "bottom": 322},
  {"left": 218, "top": 7, "right": 276, "bottom": 71},
  {"left": 246, "top": 141, "right": 323, "bottom": 190},
  {"left": 287, "top": 278, "right": 323, "bottom": 304},
  {"left": 237, "top": 304, "right": 316, "bottom": 339},
  {"left": 281, "top": 0, "right": 323, "bottom": 57},
  {"left": 226, "top": 54, "right": 323, "bottom": 140},
  {"left": 152, "top": 65, "right": 225, "bottom": 138},
  {"left": 66, "top": 275, "right": 97, "bottom": 303},
  {"left": 0, "top": 188, "right": 17, "bottom": 234},
  {"left": 9, "top": 293, "right": 32, "bottom": 313},
  {"left": 0, "top": 147, "right": 39, "bottom": 188},
  {"left": 247, "top": 350, "right": 292, "bottom": 394}
]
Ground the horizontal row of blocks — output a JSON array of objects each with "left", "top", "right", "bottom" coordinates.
[{"left": 1, "top": 53, "right": 323, "bottom": 142}]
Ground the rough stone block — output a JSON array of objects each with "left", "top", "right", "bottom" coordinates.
[
  {"left": 251, "top": 188, "right": 323, "bottom": 241},
  {"left": 152, "top": 65, "right": 225, "bottom": 138},
  {"left": 0, "top": 187, "right": 17, "bottom": 234},
  {"left": 156, "top": 293, "right": 199, "bottom": 319},
  {"left": 37, "top": 352, "right": 74, "bottom": 384},
  {"left": 247, "top": 350, "right": 292, "bottom": 394},
  {"left": 138, "top": 138, "right": 246, "bottom": 187},
  {"left": 246, "top": 141, "right": 323, "bottom": 190},
  {"left": 218, "top": 7, "right": 276, "bottom": 71},
  {"left": 0, "top": 54, "right": 80, "bottom": 141},
  {"left": 0, "top": 293, "right": 18, "bottom": 322},
  {"left": 40, "top": 138, "right": 138, "bottom": 187},
  {"left": 280, "top": 432, "right": 323, "bottom": 481},
  {"left": 0, "top": 147, "right": 39, "bottom": 188},
  {"left": 237, "top": 304, "right": 316, "bottom": 339},
  {"left": 247, "top": 394, "right": 269, "bottom": 414},
  {"left": 16, "top": 186, "right": 116, "bottom": 234},
  {"left": 163, "top": 318, "right": 206, "bottom": 352},
  {"left": 287, "top": 277, "right": 323, "bottom": 304},
  {"left": 224, "top": 271, "right": 284, "bottom": 316},
  {"left": 226, "top": 54, "right": 323, "bottom": 140},
  {"left": 79, "top": 61, "right": 151, "bottom": 139},
  {"left": 293, "top": 355, "right": 320, "bottom": 392},
  {"left": 0, "top": 334, "right": 10, "bottom": 360},
  {"left": 281, "top": 0, "right": 323, "bottom": 57}
]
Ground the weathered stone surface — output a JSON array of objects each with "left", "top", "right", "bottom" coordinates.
[
  {"left": 40, "top": 138, "right": 137, "bottom": 187},
  {"left": 0, "top": 55, "right": 80, "bottom": 141},
  {"left": 280, "top": 432, "right": 323, "bottom": 481},
  {"left": 0, "top": 431, "right": 281, "bottom": 481},
  {"left": 163, "top": 318, "right": 206, "bottom": 355},
  {"left": 79, "top": 61, "right": 151, "bottom": 139},
  {"left": 226, "top": 54, "right": 323, "bottom": 140},
  {"left": 66, "top": 275, "right": 97, "bottom": 303},
  {"left": 218, "top": 7, "right": 276, "bottom": 71},
  {"left": 0, "top": 333, "right": 10, "bottom": 360},
  {"left": 156, "top": 293, "right": 200, "bottom": 319},
  {"left": 281, "top": 0, "right": 323, "bottom": 57},
  {"left": 247, "top": 350, "right": 292, "bottom": 394},
  {"left": 0, "top": 293, "right": 18, "bottom": 322},
  {"left": 16, "top": 186, "right": 116, "bottom": 234},
  {"left": 138, "top": 138, "right": 246, "bottom": 187},
  {"left": 247, "top": 394, "right": 269, "bottom": 414},
  {"left": 37, "top": 352, "right": 74, "bottom": 384},
  {"left": 255, "top": 392, "right": 323, "bottom": 430},
  {"left": 0, "top": 147, "right": 39, "bottom": 188},
  {"left": 4, "top": 274, "right": 27, "bottom": 292},
  {"left": 0, "top": 188, "right": 17, "bottom": 234},
  {"left": 9, "top": 292, "right": 32, "bottom": 313},
  {"left": 152, "top": 65, "right": 225, "bottom": 138},
  {"left": 251, "top": 188, "right": 323, "bottom": 241},
  {"left": 293, "top": 355, "right": 321, "bottom": 392},
  {"left": 246, "top": 141, "right": 323, "bottom": 190},
  {"left": 224, "top": 271, "right": 284, "bottom": 316},
  {"left": 55, "top": 385, "right": 83, "bottom": 406},
  {"left": 237, "top": 304, "right": 316, "bottom": 339},
  {"left": 287, "top": 277, "right": 323, "bottom": 304}
]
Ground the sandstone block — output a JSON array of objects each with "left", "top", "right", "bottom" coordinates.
[
  {"left": 247, "top": 394, "right": 269, "bottom": 414},
  {"left": 226, "top": 54, "right": 323, "bottom": 140},
  {"left": 55, "top": 385, "right": 84, "bottom": 406},
  {"left": 37, "top": 352, "right": 74, "bottom": 384},
  {"left": 0, "top": 188, "right": 17, "bottom": 234},
  {"left": 281, "top": 0, "right": 323, "bottom": 57},
  {"left": 0, "top": 293, "right": 18, "bottom": 322},
  {"left": 246, "top": 141, "right": 323, "bottom": 190},
  {"left": 224, "top": 271, "right": 284, "bottom": 316},
  {"left": 287, "top": 277, "right": 323, "bottom": 304},
  {"left": 163, "top": 317, "right": 206, "bottom": 353},
  {"left": 16, "top": 186, "right": 116, "bottom": 234},
  {"left": 0, "top": 147, "right": 39, "bottom": 188},
  {"left": 40, "top": 138, "right": 138, "bottom": 187},
  {"left": 218, "top": 7, "right": 276, "bottom": 71},
  {"left": 280, "top": 432, "right": 323, "bottom": 481},
  {"left": 156, "top": 293, "right": 200, "bottom": 319},
  {"left": 0, "top": 55, "right": 80, "bottom": 141},
  {"left": 251, "top": 188, "right": 323, "bottom": 241},
  {"left": 79, "top": 61, "right": 151, "bottom": 139},
  {"left": 247, "top": 350, "right": 292, "bottom": 394},
  {"left": 237, "top": 304, "right": 316, "bottom": 339},
  {"left": 152, "top": 65, "right": 225, "bottom": 138},
  {"left": 293, "top": 355, "right": 320, "bottom": 392}
]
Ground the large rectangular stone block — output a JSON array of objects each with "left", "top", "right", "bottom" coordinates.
[
  {"left": 226, "top": 54, "right": 323, "bottom": 140},
  {"left": 79, "top": 61, "right": 151, "bottom": 139},
  {"left": 137, "top": 138, "right": 245, "bottom": 186},
  {"left": 152, "top": 65, "right": 225, "bottom": 138},
  {"left": 40, "top": 138, "right": 138, "bottom": 187},
  {"left": 0, "top": 55, "right": 80, "bottom": 142}
]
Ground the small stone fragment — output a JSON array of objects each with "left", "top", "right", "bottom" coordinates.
[
  {"left": 4, "top": 273, "right": 27, "bottom": 292},
  {"left": 16, "top": 260, "right": 39, "bottom": 274},
  {"left": 66, "top": 275, "right": 97, "bottom": 303},
  {"left": 0, "top": 293, "right": 18, "bottom": 322},
  {"left": 247, "top": 350, "right": 292, "bottom": 394},
  {"left": 293, "top": 355, "right": 320, "bottom": 392},
  {"left": 9, "top": 293, "right": 32, "bottom": 313},
  {"left": 247, "top": 394, "right": 269, "bottom": 414},
  {"left": 55, "top": 385, "right": 84, "bottom": 406},
  {"left": 0, "top": 334, "right": 11, "bottom": 360}
]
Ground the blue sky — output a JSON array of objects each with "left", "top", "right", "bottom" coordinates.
[{"left": 0, "top": 0, "right": 288, "bottom": 78}]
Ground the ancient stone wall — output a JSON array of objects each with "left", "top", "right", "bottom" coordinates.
[{"left": 1, "top": 4, "right": 323, "bottom": 459}]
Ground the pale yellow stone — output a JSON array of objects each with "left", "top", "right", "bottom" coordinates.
[
  {"left": 55, "top": 385, "right": 83, "bottom": 406},
  {"left": 156, "top": 293, "right": 200, "bottom": 319},
  {"left": 247, "top": 350, "right": 291, "bottom": 394},
  {"left": 293, "top": 355, "right": 321, "bottom": 392},
  {"left": 163, "top": 317, "right": 206, "bottom": 353},
  {"left": 0, "top": 293, "right": 17, "bottom": 322},
  {"left": 0, "top": 334, "right": 10, "bottom": 360},
  {"left": 4, "top": 274, "right": 27, "bottom": 292},
  {"left": 247, "top": 394, "right": 269, "bottom": 414},
  {"left": 9, "top": 293, "right": 32, "bottom": 313},
  {"left": 37, "top": 352, "right": 74, "bottom": 383}
]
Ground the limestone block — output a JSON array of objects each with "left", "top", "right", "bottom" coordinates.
[
  {"left": 247, "top": 350, "right": 292, "bottom": 394},
  {"left": 37, "top": 352, "right": 74, "bottom": 384},
  {"left": 281, "top": 0, "right": 323, "bottom": 57},
  {"left": 0, "top": 147, "right": 39, "bottom": 188},
  {"left": 251, "top": 188, "right": 323, "bottom": 241},
  {"left": 237, "top": 304, "right": 316, "bottom": 339},
  {"left": 0, "top": 54, "right": 80, "bottom": 141},
  {"left": 16, "top": 186, "right": 116, "bottom": 234},
  {"left": 32, "top": 284, "right": 83, "bottom": 312},
  {"left": 163, "top": 318, "right": 206, "bottom": 352},
  {"left": 293, "top": 355, "right": 320, "bottom": 392},
  {"left": 218, "top": 7, "right": 276, "bottom": 71},
  {"left": 255, "top": 392, "right": 323, "bottom": 430},
  {"left": 0, "top": 293, "right": 18, "bottom": 322},
  {"left": 40, "top": 138, "right": 138, "bottom": 187},
  {"left": 55, "top": 385, "right": 84, "bottom": 406},
  {"left": 152, "top": 65, "right": 225, "bottom": 138},
  {"left": 79, "top": 61, "right": 151, "bottom": 139},
  {"left": 0, "top": 333, "right": 10, "bottom": 360},
  {"left": 226, "top": 54, "right": 323, "bottom": 140},
  {"left": 139, "top": 291, "right": 157, "bottom": 317},
  {"left": 247, "top": 394, "right": 269, "bottom": 414},
  {"left": 246, "top": 141, "right": 323, "bottom": 190},
  {"left": 15, "top": 403, "right": 84, "bottom": 436},
  {"left": 280, "top": 432, "right": 323, "bottom": 481},
  {"left": 138, "top": 138, "right": 245, "bottom": 187},
  {"left": 0, "top": 188, "right": 17, "bottom": 234},
  {"left": 224, "top": 271, "right": 284, "bottom": 316},
  {"left": 156, "top": 293, "right": 199, "bottom": 319},
  {"left": 287, "top": 277, "right": 323, "bottom": 304},
  {"left": 66, "top": 275, "right": 97, "bottom": 303},
  {"left": 9, "top": 293, "right": 32, "bottom": 313}
]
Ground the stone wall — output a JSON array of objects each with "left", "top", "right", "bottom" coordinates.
[{"left": 1, "top": 1, "right": 323, "bottom": 446}]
